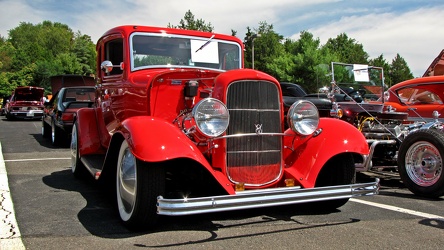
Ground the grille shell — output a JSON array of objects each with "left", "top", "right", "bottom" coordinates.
[{"left": 225, "top": 80, "right": 282, "bottom": 186}]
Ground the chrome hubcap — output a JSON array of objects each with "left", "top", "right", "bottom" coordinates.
[{"left": 405, "top": 141, "right": 442, "bottom": 187}]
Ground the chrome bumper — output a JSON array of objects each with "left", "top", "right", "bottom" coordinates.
[{"left": 157, "top": 179, "right": 380, "bottom": 216}]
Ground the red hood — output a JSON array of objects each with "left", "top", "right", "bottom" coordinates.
[
  {"left": 11, "top": 86, "right": 44, "bottom": 103},
  {"left": 50, "top": 75, "right": 95, "bottom": 95}
]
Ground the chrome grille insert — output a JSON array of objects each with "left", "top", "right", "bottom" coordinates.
[{"left": 226, "top": 80, "right": 282, "bottom": 186}]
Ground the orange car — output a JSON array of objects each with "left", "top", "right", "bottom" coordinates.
[{"left": 385, "top": 76, "right": 444, "bottom": 122}]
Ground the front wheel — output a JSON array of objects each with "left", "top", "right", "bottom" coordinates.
[
  {"left": 70, "top": 122, "right": 87, "bottom": 178},
  {"left": 116, "top": 140, "right": 165, "bottom": 230},
  {"left": 398, "top": 129, "right": 444, "bottom": 198}
]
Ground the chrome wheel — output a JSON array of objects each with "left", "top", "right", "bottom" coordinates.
[
  {"left": 70, "top": 124, "right": 78, "bottom": 174},
  {"left": 51, "top": 121, "right": 56, "bottom": 144},
  {"left": 70, "top": 122, "right": 86, "bottom": 178},
  {"left": 398, "top": 129, "right": 444, "bottom": 197},
  {"left": 117, "top": 140, "right": 137, "bottom": 222},
  {"left": 405, "top": 141, "right": 442, "bottom": 187}
]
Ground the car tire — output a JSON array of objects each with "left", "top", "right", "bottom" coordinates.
[
  {"left": 5, "top": 112, "right": 13, "bottom": 120},
  {"left": 116, "top": 140, "right": 165, "bottom": 230},
  {"left": 42, "top": 119, "right": 51, "bottom": 138},
  {"left": 51, "top": 119, "right": 64, "bottom": 146},
  {"left": 71, "top": 122, "right": 88, "bottom": 178},
  {"left": 398, "top": 129, "right": 444, "bottom": 198},
  {"left": 312, "top": 154, "right": 355, "bottom": 210}
]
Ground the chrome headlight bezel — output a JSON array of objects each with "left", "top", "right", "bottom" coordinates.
[
  {"left": 287, "top": 100, "right": 320, "bottom": 135},
  {"left": 192, "top": 98, "right": 229, "bottom": 137}
]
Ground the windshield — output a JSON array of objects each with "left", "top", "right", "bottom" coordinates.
[
  {"left": 331, "top": 62, "right": 385, "bottom": 102},
  {"left": 130, "top": 32, "right": 241, "bottom": 71}
]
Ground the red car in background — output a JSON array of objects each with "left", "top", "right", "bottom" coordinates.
[
  {"left": 385, "top": 76, "right": 444, "bottom": 122},
  {"left": 4, "top": 86, "right": 44, "bottom": 120}
]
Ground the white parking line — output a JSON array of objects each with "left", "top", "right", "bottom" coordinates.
[
  {"left": 0, "top": 143, "right": 442, "bottom": 249},
  {"left": 0, "top": 143, "right": 25, "bottom": 250},
  {"left": 4, "top": 158, "right": 70, "bottom": 162},
  {"left": 351, "top": 198, "right": 444, "bottom": 220}
]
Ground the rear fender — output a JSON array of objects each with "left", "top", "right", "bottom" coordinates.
[
  {"left": 283, "top": 118, "right": 368, "bottom": 188},
  {"left": 120, "top": 116, "right": 234, "bottom": 194}
]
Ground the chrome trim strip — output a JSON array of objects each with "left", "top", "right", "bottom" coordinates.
[
  {"left": 214, "top": 132, "right": 290, "bottom": 140},
  {"left": 228, "top": 108, "right": 280, "bottom": 111},
  {"left": 355, "top": 139, "right": 397, "bottom": 172},
  {"left": 227, "top": 150, "right": 281, "bottom": 154},
  {"left": 157, "top": 179, "right": 380, "bottom": 216}
]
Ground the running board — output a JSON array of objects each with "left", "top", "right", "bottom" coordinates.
[
  {"left": 157, "top": 179, "right": 380, "bottom": 216},
  {"left": 80, "top": 154, "right": 105, "bottom": 179}
]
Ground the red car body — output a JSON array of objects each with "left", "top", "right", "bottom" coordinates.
[
  {"left": 4, "top": 86, "right": 44, "bottom": 120},
  {"left": 72, "top": 25, "right": 378, "bottom": 229},
  {"left": 385, "top": 76, "right": 444, "bottom": 122}
]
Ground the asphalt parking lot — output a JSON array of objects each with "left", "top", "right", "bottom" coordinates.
[{"left": 0, "top": 118, "right": 443, "bottom": 249}]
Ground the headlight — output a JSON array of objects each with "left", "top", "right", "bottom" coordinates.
[
  {"left": 287, "top": 100, "right": 319, "bottom": 135},
  {"left": 192, "top": 98, "right": 229, "bottom": 137}
]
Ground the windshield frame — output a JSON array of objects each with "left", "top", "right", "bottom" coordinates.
[{"left": 129, "top": 32, "right": 242, "bottom": 72}]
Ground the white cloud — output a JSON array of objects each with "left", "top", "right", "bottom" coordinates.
[
  {"left": 1, "top": 0, "right": 443, "bottom": 78},
  {"left": 307, "top": 7, "right": 444, "bottom": 77}
]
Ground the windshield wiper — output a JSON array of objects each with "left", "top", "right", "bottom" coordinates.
[{"left": 195, "top": 35, "right": 215, "bottom": 52}]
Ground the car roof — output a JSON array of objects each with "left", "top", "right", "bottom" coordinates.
[{"left": 389, "top": 75, "right": 444, "bottom": 90}]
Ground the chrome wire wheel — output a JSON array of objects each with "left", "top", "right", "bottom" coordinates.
[
  {"left": 405, "top": 141, "right": 442, "bottom": 187},
  {"left": 116, "top": 140, "right": 137, "bottom": 222}
]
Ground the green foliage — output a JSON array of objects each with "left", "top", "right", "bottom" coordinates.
[
  {"left": 324, "top": 33, "right": 369, "bottom": 64},
  {"left": 168, "top": 10, "right": 214, "bottom": 32},
  {"left": 0, "top": 21, "right": 96, "bottom": 96},
  {"left": 369, "top": 54, "right": 392, "bottom": 87},
  {"left": 0, "top": 63, "right": 37, "bottom": 96},
  {"left": 389, "top": 54, "right": 414, "bottom": 85}
]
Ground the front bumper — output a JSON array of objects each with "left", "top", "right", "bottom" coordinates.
[
  {"left": 9, "top": 110, "right": 44, "bottom": 118},
  {"left": 157, "top": 179, "right": 379, "bottom": 216}
]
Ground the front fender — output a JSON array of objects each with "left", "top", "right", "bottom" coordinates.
[
  {"left": 121, "top": 116, "right": 205, "bottom": 162},
  {"left": 283, "top": 118, "right": 369, "bottom": 188},
  {"left": 120, "top": 116, "right": 235, "bottom": 194}
]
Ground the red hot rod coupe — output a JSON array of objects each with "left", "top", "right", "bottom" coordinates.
[{"left": 72, "top": 25, "right": 379, "bottom": 230}]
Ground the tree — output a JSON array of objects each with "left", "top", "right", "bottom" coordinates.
[
  {"left": 2, "top": 21, "right": 96, "bottom": 94},
  {"left": 389, "top": 54, "right": 414, "bottom": 85},
  {"left": 168, "top": 10, "right": 214, "bottom": 32},
  {"left": 323, "top": 33, "right": 369, "bottom": 64},
  {"left": 244, "top": 21, "right": 284, "bottom": 71},
  {"left": 71, "top": 32, "right": 96, "bottom": 76},
  {"left": 0, "top": 40, "right": 15, "bottom": 73},
  {"left": 369, "top": 54, "right": 392, "bottom": 87},
  {"left": 265, "top": 31, "right": 336, "bottom": 92}
]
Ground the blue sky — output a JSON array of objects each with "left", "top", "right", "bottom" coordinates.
[{"left": 1, "top": 0, "right": 444, "bottom": 77}]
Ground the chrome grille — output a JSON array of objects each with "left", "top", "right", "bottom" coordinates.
[{"left": 226, "top": 80, "right": 282, "bottom": 186}]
